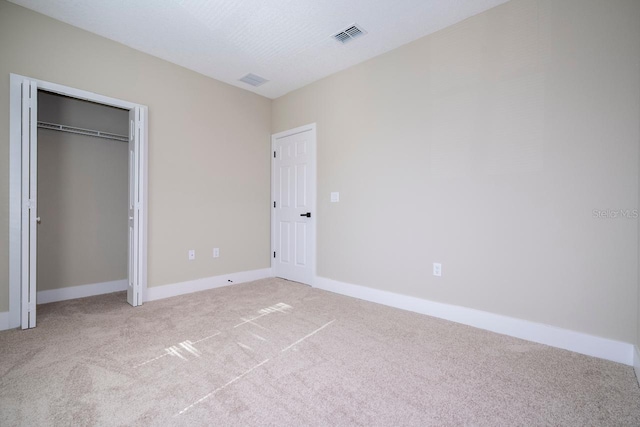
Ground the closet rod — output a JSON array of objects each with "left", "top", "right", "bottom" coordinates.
[{"left": 37, "top": 121, "right": 128, "bottom": 142}]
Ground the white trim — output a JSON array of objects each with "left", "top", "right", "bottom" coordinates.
[
  {"left": 0, "top": 311, "right": 10, "bottom": 331},
  {"left": 26, "top": 77, "right": 139, "bottom": 110},
  {"left": 314, "top": 276, "right": 634, "bottom": 366},
  {"left": 9, "top": 74, "right": 22, "bottom": 328},
  {"left": 9, "top": 73, "right": 149, "bottom": 327},
  {"left": 37, "top": 280, "right": 128, "bottom": 305},
  {"left": 634, "top": 345, "right": 640, "bottom": 386},
  {"left": 146, "top": 269, "right": 273, "bottom": 302},
  {"left": 140, "top": 107, "right": 149, "bottom": 304},
  {"left": 272, "top": 123, "right": 317, "bottom": 140},
  {"left": 270, "top": 123, "right": 317, "bottom": 285}
]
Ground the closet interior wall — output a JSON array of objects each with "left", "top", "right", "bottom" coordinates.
[{"left": 37, "top": 91, "right": 129, "bottom": 293}]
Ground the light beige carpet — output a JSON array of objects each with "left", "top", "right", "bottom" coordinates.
[{"left": 1, "top": 278, "right": 639, "bottom": 426}]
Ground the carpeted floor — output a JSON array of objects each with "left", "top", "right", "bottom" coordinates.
[{"left": 1, "top": 278, "right": 639, "bottom": 426}]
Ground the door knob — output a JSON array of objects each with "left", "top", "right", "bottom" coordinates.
[
  {"left": 36, "top": 217, "right": 41, "bottom": 224},
  {"left": 300, "top": 212, "right": 311, "bottom": 218}
]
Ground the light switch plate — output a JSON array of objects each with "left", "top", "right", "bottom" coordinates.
[
  {"left": 433, "top": 263, "right": 442, "bottom": 277},
  {"left": 331, "top": 192, "right": 340, "bottom": 203}
]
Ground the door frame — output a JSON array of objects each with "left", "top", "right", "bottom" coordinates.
[
  {"left": 270, "top": 123, "right": 317, "bottom": 285},
  {"left": 8, "top": 73, "right": 149, "bottom": 329}
]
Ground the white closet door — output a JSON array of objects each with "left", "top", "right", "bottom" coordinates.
[
  {"left": 127, "top": 107, "right": 143, "bottom": 307},
  {"left": 21, "top": 79, "right": 38, "bottom": 329}
]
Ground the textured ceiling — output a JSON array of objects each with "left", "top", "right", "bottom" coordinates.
[{"left": 9, "top": 0, "right": 510, "bottom": 99}]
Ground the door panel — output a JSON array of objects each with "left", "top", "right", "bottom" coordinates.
[
  {"left": 279, "top": 222, "right": 291, "bottom": 264},
  {"left": 127, "top": 107, "right": 142, "bottom": 307},
  {"left": 296, "top": 165, "right": 307, "bottom": 207},
  {"left": 295, "top": 222, "right": 307, "bottom": 266},
  {"left": 280, "top": 166, "right": 291, "bottom": 207},
  {"left": 272, "top": 126, "right": 316, "bottom": 284},
  {"left": 21, "top": 80, "right": 37, "bottom": 329}
]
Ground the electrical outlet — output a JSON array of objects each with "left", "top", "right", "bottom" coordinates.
[
  {"left": 433, "top": 262, "right": 442, "bottom": 277},
  {"left": 331, "top": 192, "right": 340, "bottom": 203},
  {"left": 188, "top": 250, "right": 195, "bottom": 261},
  {"left": 213, "top": 248, "right": 220, "bottom": 258}
]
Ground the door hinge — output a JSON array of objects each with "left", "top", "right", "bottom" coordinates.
[
  {"left": 273, "top": 251, "right": 276, "bottom": 258},
  {"left": 29, "top": 302, "right": 36, "bottom": 312},
  {"left": 273, "top": 151, "right": 276, "bottom": 158},
  {"left": 26, "top": 199, "right": 35, "bottom": 209},
  {"left": 273, "top": 201, "right": 276, "bottom": 208}
]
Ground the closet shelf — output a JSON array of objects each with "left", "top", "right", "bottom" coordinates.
[{"left": 37, "top": 121, "right": 128, "bottom": 142}]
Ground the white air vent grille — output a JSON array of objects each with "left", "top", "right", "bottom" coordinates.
[
  {"left": 239, "top": 73, "right": 269, "bottom": 87},
  {"left": 332, "top": 24, "right": 367, "bottom": 44}
]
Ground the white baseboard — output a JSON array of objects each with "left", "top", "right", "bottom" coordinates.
[
  {"left": 314, "top": 276, "right": 634, "bottom": 366},
  {"left": 37, "top": 279, "right": 128, "bottom": 304},
  {"left": 634, "top": 346, "right": 640, "bottom": 386},
  {"left": 145, "top": 268, "right": 273, "bottom": 302},
  {"left": 0, "top": 311, "right": 10, "bottom": 331}
]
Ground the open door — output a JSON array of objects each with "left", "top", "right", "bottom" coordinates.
[
  {"left": 127, "top": 107, "right": 143, "bottom": 307},
  {"left": 21, "top": 79, "right": 38, "bottom": 329},
  {"left": 9, "top": 74, "right": 149, "bottom": 328}
]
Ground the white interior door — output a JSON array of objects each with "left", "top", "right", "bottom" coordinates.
[
  {"left": 21, "top": 80, "right": 38, "bottom": 329},
  {"left": 127, "top": 107, "right": 143, "bottom": 306},
  {"left": 272, "top": 125, "right": 316, "bottom": 284}
]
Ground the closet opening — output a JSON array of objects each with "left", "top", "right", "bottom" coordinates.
[
  {"left": 36, "top": 91, "right": 130, "bottom": 307},
  {"left": 8, "top": 74, "right": 148, "bottom": 330}
]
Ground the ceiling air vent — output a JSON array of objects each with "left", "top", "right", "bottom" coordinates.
[
  {"left": 332, "top": 24, "right": 367, "bottom": 44},
  {"left": 239, "top": 73, "right": 269, "bottom": 87}
]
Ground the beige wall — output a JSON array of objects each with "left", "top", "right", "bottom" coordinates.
[
  {"left": 37, "top": 92, "right": 129, "bottom": 291},
  {"left": 0, "top": 0, "right": 272, "bottom": 311},
  {"left": 2, "top": 0, "right": 639, "bottom": 347},
  {"left": 272, "top": 0, "right": 640, "bottom": 343}
]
